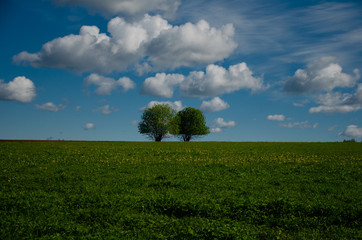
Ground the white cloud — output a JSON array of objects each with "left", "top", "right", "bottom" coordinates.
[
  {"left": 211, "top": 117, "right": 236, "bottom": 133},
  {"left": 141, "top": 73, "right": 184, "bottom": 98},
  {"left": 93, "top": 104, "right": 119, "bottom": 115},
  {"left": 199, "top": 97, "right": 229, "bottom": 113},
  {"left": 267, "top": 114, "right": 286, "bottom": 121},
  {"left": 309, "top": 84, "right": 362, "bottom": 113},
  {"left": 293, "top": 99, "right": 310, "bottom": 107},
  {"left": 13, "top": 15, "right": 170, "bottom": 73},
  {"left": 83, "top": 122, "right": 95, "bottom": 130},
  {"left": 141, "top": 100, "right": 184, "bottom": 112},
  {"left": 293, "top": 102, "right": 304, "bottom": 107},
  {"left": 213, "top": 118, "right": 236, "bottom": 128},
  {"left": 0, "top": 76, "right": 36, "bottom": 103},
  {"left": 84, "top": 73, "right": 135, "bottom": 95},
  {"left": 180, "top": 62, "right": 266, "bottom": 98},
  {"left": 310, "top": 105, "right": 361, "bottom": 114},
  {"left": 35, "top": 102, "right": 66, "bottom": 112},
  {"left": 340, "top": 125, "right": 362, "bottom": 138},
  {"left": 14, "top": 25, "right": 117, "bottom": 73},
  {"left": 284, "top": 57, "right": 360, "bottom": 94},
  {"left": 141, "top": 62, "right": 265, "bottom": 99},
  {"left": 211, "top": 127, "right": 222, "bottom": 133},
  {"left": 108, "top": 15, "right": 171, "bottom": 53},
  {"left": 280, "top": 120, "right": 318, "bottom": 129},
  {"left": 54, "top": 0, "right": 181, "bottom": 18},
  {"left": 14, "top": 15, "right": 236, "bottom": 74},
  {"left": 146, "top": 20, "right": 237, "bottom": 69}
]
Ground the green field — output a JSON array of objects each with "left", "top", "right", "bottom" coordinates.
[{"left": 0, "top": 141, "right": 361, "bottom": 239}]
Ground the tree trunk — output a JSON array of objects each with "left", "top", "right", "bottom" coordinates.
[
  {"left": 183, "top": 135, "right": 192, "bottom": 142},
  {"left": 155, "top": 135, "right": 162, "bottom": 142}
]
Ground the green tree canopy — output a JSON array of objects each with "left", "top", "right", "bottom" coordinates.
[
  {"left": 172, "top": 107, "right": 210, "bottom": 142},
  {"left": 138, "top": 104, "right": 177, "bottom": 142}
]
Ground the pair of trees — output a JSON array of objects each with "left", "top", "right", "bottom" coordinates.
[{"left": 138, "top": 104, "right": 210, "bottom": 142}]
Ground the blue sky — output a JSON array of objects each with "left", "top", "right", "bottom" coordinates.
[{"left": 1, "top": 0, "right": 362, "bottom": 141}]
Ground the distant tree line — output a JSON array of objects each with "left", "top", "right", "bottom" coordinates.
[
  {"left": 343, "top": 139, "right": 361, "bottom": 143},
  {"left": 138, "top": 104, "right": 210, "bottom": 142}
]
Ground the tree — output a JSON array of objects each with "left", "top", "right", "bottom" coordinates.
[
  {"left": 172, "top": 107, "right": 210, "bottom": 142},
  {"left": 138, "top": 104, "right": 177, "bottom": 142}
]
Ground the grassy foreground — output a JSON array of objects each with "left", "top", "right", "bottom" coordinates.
[{"left": 0, "top": 141, "right": 361, "bottom": 239}]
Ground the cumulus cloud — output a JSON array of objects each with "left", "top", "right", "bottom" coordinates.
[
  {"left": 213, "top": 118, "right": 236, "bottom": 128},
  {"left": 141, "top": 100, "right": 184, "bottom": 112},
  {"left": 13, "top": 15, "right": 171, "bottom": 73},
  {"left": 267, "top": 114, "right": 286, "bottom": 121},
  {"left": 84, "top": 73, "right": 135, "bottom": 95},
  {"left": 180, "top": 62, "right": 266, "bottom": 98},
  {"left": 35, "top": 102, "right": 66, "bottom": 112},
  {"left": 0, "top": 76, "right": 36, "bottom": 103},
  {"left": 83, "top": 122, "right": 95, "bottom": 130},
  {"left": 108, "top": 15, "right": 171, "bottom": 53},
  {"left": 140, "top": 62, "right": 266, "bottom": 98},
  {"left": 309, "top": 84, "right": 362, "bottom": 113},
  {"left": 211, "top": 127, "right": 222, "bottom": 133},
  {"left": 146, "top": 20, "right": 237, "bottom": 69},
  {"left": 211, "top": 117, "right": 236, "bottom": 133},
  {"left": 284, "top": 57, "right": 360, "bottom": 94},
  {"left": 14, "top": 15, "right": 236, "bottom": 74},
  {"left": 54, "top": 0, "right": 181, "bottom": 18},
  {"left": 340, "top": 125, "right": 362, "bottom": 138},
  {"left": 199, "top": 97, "right": 229, "bottom": 113},
  {"left": 14, "top": 25, "right": 118, "bottom": 73},
  {"left": 280, "top": 120, "right": 318, "bottom": 129},
  {"left": 141, "top": 73, "right": 184, "bottom": 98}
]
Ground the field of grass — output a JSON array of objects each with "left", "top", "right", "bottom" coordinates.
[{"left": 0, "top": 141, "right": 361, "bottom": 239}]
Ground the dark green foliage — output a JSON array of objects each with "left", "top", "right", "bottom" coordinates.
[
  {"left": 138, "top": 104, "right": 177, "bottom": 141},
  {"left": 0, "top": 142, "right": 361, "bottom": 239},
  {"left": 172, "top": 107, "right": 210, "bottom": 141}
]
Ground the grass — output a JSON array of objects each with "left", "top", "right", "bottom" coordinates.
[{"left": 0, "top": 141, "right": 361, "bottom": 239}]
